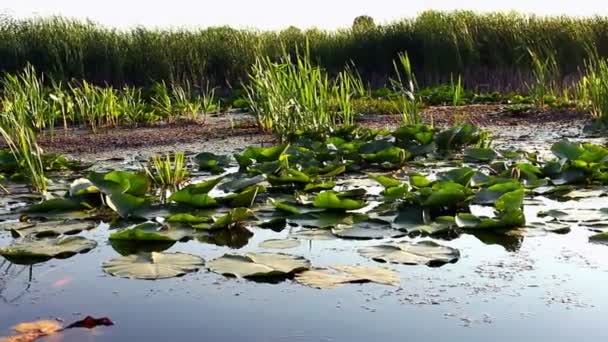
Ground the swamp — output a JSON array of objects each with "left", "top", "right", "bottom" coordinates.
[{"left": 1, "top": 9, "right": 608, "bottom": 342}]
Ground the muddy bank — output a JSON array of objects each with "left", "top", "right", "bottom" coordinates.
[{"left": 35, "top": 105, "right": 591, "bottom": 160}]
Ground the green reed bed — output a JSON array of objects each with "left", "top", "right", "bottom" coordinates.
[{"left": 1, "top": 11, "right": 608, "bottom": 90}]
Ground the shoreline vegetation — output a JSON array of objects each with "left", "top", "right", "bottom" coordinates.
[{"left": 1, "top": 10, "right": 608, "bottom": 91}]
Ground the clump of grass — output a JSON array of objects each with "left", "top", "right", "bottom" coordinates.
[
  {"left": 577, "top": 58, "right": 608, "bottom": 122},
  {"left": 390, "top": 52, "right": 422, "bottom": 125},
  {"left": 0, "top": 113, "right": 47, "bottom": 195},
  {"left": 526, "top": 49, "right": 559, "bottom": 110},
  {"left": 245, "top": 45, "right": 360, "bottom": 139},
  {"left": 144, "top": 152, "right": 189, "bottom": 201}
]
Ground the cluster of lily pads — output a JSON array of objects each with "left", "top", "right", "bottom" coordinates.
[{"left": 1, "top": 123, "right": 608, "bottom": 285}]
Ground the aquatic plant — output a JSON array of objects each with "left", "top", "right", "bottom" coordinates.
[
  {"left": 526, "top": 49, "right": 559, "bottom": 109},
  {"left": 245, "top": 45, "right": 360, "bottom": 139},
  {"left": 0, "top": 11, "right": 605, "bottom": 91},
  {"left": 578, "top": 58, "right": 608, "bottom": 122},
  {"left": 0, "top": 113, "right": 47, "bottom": 195},
  {"left": 390, "top": 52, "right": 422, "bottom": 125},
  {"left": 144, "top": 152, "right": 189, "bottom": 197}
]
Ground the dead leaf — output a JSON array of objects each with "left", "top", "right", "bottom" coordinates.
[
  {"left": 65, "top": 316, "right": 114, "bottom": 329},
  {"left": 1, "top": 320, "right": 62, "bottom": 342}
]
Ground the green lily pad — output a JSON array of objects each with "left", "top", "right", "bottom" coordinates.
[
  {"left": 303, "top": 181, "right": 336, "bottom": 192},
  {"left": 219, "top": 175, "right": 266, "bottom": 193},
  {"left": 195, "top": 152, "right": 231, "bottom": 174},
  {"left": 368, "top": 174, "right": 402, "bottom": 188},
  {"left": 102, "top": 252, "right": 204, "bottom": 280},
  {"left": 0, "top": 236, "right": 97, "bottom": 264},
  {"left": 295, "top": 265, "right": 400, "bottom": 289},
  {"left": 204, "top": 208, "right": 254, "bottom": 230},
  {"left": 106, "top": 192, "right": 149, "bottom": 218},
  {"left": 169, "top": 182, "right": 218, "bottom": 208},
  {"left": 464, "top": 148, "right": 498, "bottom": 162},
  {"left": 208, "top": 252, "right": 310, "bottom": 278},
  {"left": 358, "top": 241, "right": 460, "bottom": 266},
  {"left": 270, "top": 199, "right": 301, "bottom": 215},
  {"left": 590, "top": 232, "right": 608, "bottom": 244},
  {"left": 109, "top": 222, "right": 192, "bottom": 242},
  {"left": 166, "top": 213, "right": 212, "bottom": 224},
  {"left": 27, "top": 198, "right": 89, "bottom": 213},
  {"left": 88, "top": 170, "right": 149, "bottom": 196},
  {"left": 313, "top": 191, "right": 366, "bottom": 211}
]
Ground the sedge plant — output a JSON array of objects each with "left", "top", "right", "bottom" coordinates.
[{"left": 144, "top": 152, "right": 189, "bottom": 201}]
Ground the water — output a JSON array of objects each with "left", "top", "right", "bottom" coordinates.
[{"left": 1, "top": 124, "right": 608, "bottom": 341}]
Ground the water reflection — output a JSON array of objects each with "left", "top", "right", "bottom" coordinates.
[
  {"left": 0, "top": 258, "right": 33, "bottom": 304},
  {"left": 197, "top": 225, "right": 253, "bottom": 249}
]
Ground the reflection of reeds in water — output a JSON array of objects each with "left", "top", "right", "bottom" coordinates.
[{"left": 0, "top": 258, "right": 34, "bottom": 304}]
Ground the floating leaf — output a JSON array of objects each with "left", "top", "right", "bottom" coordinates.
[
  {"left": 169, "top": 183, "right": 218, "bottom": 208},
  {"left": 88, "top": 170, "right": 149, "bottom": 196},
  {"left": 313, "top": 191, "right": 365, "bottom": 211},
  {"left": 290, "top": 228, "right": 336, "bottom": 240},
  {"left": 464, "top": 148, "right": 497, "bottom": 162},
  {"left": 65, "top": 316, "right": 114, "bottom": 329},
  {"left": 358, "top": 241, "right": 459, "bottom": 266},
  {"left": 258, "top": 239, "right": 301, "bottom": 249},
  {"left": 194, "top": 152, "right": 231, "bottom": 174},
  {"left": 27, "top": 198, "right": 88, "bottom": 213},
  {"left": 109, "top": 222, "right": 192, "bottom": 242},
  {"left": 4, "top": 319, "right": 63, "bottom": 342},
  {"left": 166, "top": 213, "right": 212, "bottom": 224},
  {"left": 208, "top": 252, "right": 310, "bottom": 278},
  {"left": 219, "top": 175, "right": 266, "bottom": 193},
  {"left": 303, "top": 181, "right": 336, "bottom": 192},
  {"left": 0, "top": 236, "right": 97, "bottom": 264},
  {"left": 331, "top": 219, "right": 405, "bottom": 240},
  {"left": 106, "top": 192, "right": 149, "bottom": 218},
  {"left": 270, "top": 199, "right": 301, "bottom": 215},
  {"left": 295, "top": 265, "right": 399, "bottom": 289},
  {"left": 102, "top": 252, "right": 204, "bottom": 280},
  {"left": 10, "top": 220, "right": 96, "bottom": 238},
  {"left": 368, "top": 174, "right": 402, "bottom": 188}
]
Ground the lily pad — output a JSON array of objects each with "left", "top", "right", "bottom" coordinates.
[
  {"left": 195, "top": 152, "right": 231, "bottom": 174},
  {"left": 295, "top": 265, "right": 400, "bottom": 289},
  {"left": 331, "top": 219, "right": 405, "bottom": 240},
  {"left": 109, "top": 222, "right": 192, "bottom": 242},
  {"left": 10, "top": 220, "right": 96, "bottom": 238},
  {"left": 208, "top": 253, "right": 310, "bottom": 278},
  {"left": 358, "top": 241, "right": 459, "bottom": 267},
  {"left": 102, "top": 252, "right": 204, "bottom": 280},
  {"left": 0, "top": 236, "right": 97, "bottom": 264},
  {"left": 290, "top": 228, "right": 336, "bottom": 240},
  {"left": 313, "top": 191, "right": 366, "bottom": 211},
  {"left": 258, "top": 239, "right": 301, "bottom": 249}
]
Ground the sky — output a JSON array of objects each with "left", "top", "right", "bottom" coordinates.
[{"left": 2, "top": 0, "right": 608, "bottom": 30}]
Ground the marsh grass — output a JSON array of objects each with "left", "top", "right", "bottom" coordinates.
[
  {"left": 390, "top": 52, "right": 422, "bottom": 125},
  {"left": 526, "top": 49, "right": 559, "bottom": 109},
  {"left": 245, "top": 45, "right": 361, "bottom": 139},
  {"left": 0, "top": 113, "right": 47, "bottom": 195},
  {"left": 144, "top": 152, "right": 189, "bottom": 201},
  {"left": 578, "top": 58, "right": 608, "bottom": 122},
  {"left": 1, "top": 11, "right": 606, "bottom": 91}
]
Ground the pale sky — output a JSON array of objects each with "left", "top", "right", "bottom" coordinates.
[{"left": 2, "top": 0, "right": 607, "bottom": 30}]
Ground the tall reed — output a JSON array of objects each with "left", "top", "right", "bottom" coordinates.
[
  {"left": 0, "top": 113, "right": 47, "bottom": 195},
  {"left": 1, "top": 12, "right": 607, "bottom": 90}
]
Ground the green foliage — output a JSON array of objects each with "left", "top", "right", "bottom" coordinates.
[
  {"left": 245, "top": 45, "right": 360, "bottom": 139},
  {"left": 144, "top": 152, "right": 189, "bottom": 193},
  {"left": 578, "top": 58, "right": 608, "bottom": 122}
]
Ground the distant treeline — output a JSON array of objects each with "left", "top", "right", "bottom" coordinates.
[{"left": 1, "top": 10, "right": 607, "bottom": 91}]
